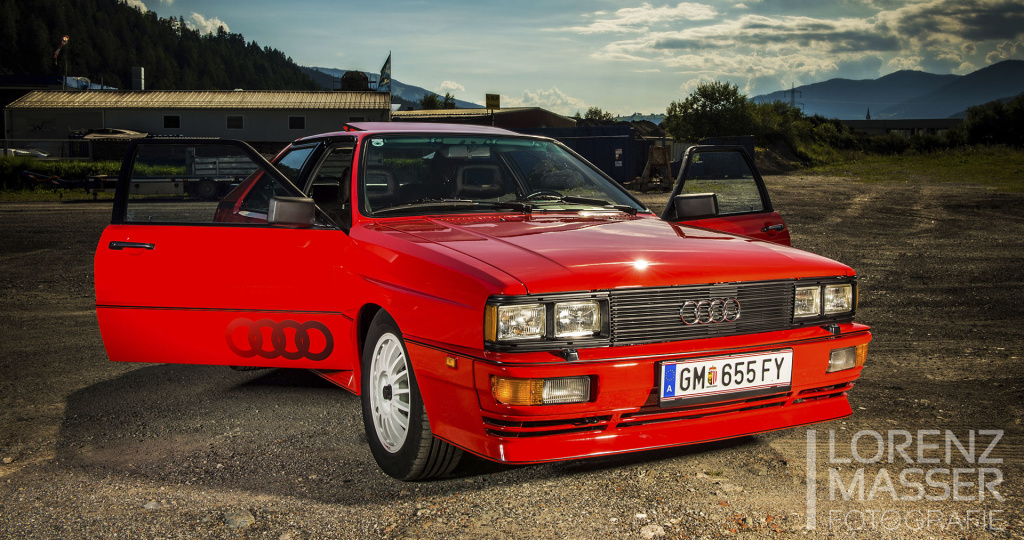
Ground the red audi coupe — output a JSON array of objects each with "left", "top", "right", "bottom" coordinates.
[{"left": 95, "top": 123, "right": 870, "bottom": 480}]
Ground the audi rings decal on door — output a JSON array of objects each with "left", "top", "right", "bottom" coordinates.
[
  {"left": 226, "top": 318, "right": 334, "bottom": 361},
  {"left": 680, "top": 298, "right": 741, "bottom": 325}
]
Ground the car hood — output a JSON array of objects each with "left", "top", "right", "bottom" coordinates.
[{"left": 376, "top": 213, "right": 854, "bottom": 294}]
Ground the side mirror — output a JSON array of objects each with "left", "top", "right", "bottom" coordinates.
[
  {"left": 268, "top": 196, "right": 316, "bottom": 227},
  {"left": 672, "top": 193, "right": 719, "bottom": 220}
]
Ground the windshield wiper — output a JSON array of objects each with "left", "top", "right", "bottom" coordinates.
[
  {"left": 489, "top": 201, "right": 533, "bottom": 213},
  {"left": 372, "top": 198, "right": 480, "bottom": 215},
  {"left": 519, "top": 195, "right": 639, "bottom": 216}
]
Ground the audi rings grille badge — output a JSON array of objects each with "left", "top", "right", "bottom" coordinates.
[
  {"left": 226, "top": 318, "right": 333, "bottom": 361},
  {"left": 680, "top": 298, "right": 741, "bottom": 325}
]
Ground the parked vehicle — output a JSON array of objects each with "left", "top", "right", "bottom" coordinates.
[
  {"left": 86, "top": 151, "right": 257, "bottom": 199},
  {"left": 94, "top": 123, "right": 870, "bottom": 480}
]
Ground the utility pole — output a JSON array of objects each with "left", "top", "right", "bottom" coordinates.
[{"left": 783, "top": 83, "right": 803, "bottom": 110}]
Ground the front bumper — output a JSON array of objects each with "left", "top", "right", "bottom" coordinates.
[{"left": 410, "top": 324, "right": 870, "bottom": 464}]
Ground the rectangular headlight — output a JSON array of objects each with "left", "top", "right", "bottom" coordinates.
[
  {"left": 491, "top": 376, "right": 591, "bottom": 405},
  {"left": 491, "top": 304, "right": 546, "bottom": 341},
  {"left": 794, "top": 286, "right": 821, "bottom": 318},
  {"left": 824, "top": 284, "right": 854, "bottom": 314},
  {"left": 554, "top": 301, "right": 601, "bottom": 338}
]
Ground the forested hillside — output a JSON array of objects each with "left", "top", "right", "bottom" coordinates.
[{"left": 0, "top": 0, "right": 319, "bottom": 91}]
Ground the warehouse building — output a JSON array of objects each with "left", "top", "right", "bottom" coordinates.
[{"left": 3, "top": 90, "right": 391, "bottom": 156}]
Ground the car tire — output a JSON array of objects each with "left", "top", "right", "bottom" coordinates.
[
  {"left": 361, "top": 311, "right": 462, "bottom": 480},
  {"left": 196, "top": 179, "right": 218, "bottom": 200}
]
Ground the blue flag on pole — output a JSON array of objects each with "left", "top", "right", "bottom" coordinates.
[{"left": 378, "top": 53, "right": 391, "bottom": 93}]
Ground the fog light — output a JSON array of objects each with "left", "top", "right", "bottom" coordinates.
[
  {"left": 828, "top": 347, "right": 857, "bottom": 372},
  {"left": 491, "top": 376, "right": 591, "bottom": 405}
]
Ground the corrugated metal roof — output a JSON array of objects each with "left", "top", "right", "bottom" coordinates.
[
  {"left": 6, "top": 90, "right": 391, "bottom": 110},
  {"left": 394, "top": 107, "right": 532, "bottom": 118}
]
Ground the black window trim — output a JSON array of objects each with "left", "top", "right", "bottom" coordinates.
[
  {"left": 661, "top": 145, "right": 775, "bottom": 221},
  {"left": 112, "top": 138, "right": 302, "bottom": 226}
]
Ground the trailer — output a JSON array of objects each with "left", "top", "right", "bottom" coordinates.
[{"left": 87, "top": 154, "right": 258, "bottom": 200}]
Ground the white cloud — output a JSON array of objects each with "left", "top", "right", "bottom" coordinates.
[
  {"left": 189, "top": 13, "right": 230, "bottom": 34},
  {"left": 545, "top": 0, "right": 1024, "bottom": 104},
  {"left": 985, "top": 39, "right": 1024, "bottom": 63},
  {"left": 504, "top": 87, "right": 587, "bottom": 115},
  {"left": 677, "top": 75, "right": 719, "bottom": 96},
  {"left": 438, "top": 80, "right": 465, "bottom": 94},
  {"left": 887, "top": 55, "right": 924, "bottom": 71},
  {"left": 561, "top": 2, "right": 717, "bottom": 34},
  {"left": 121, "top": 0, "right": 147, "bottom": 11}
]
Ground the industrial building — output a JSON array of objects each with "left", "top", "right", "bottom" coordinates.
[{"left": 3, "top": 90, "right": 391, "bottom": 156}]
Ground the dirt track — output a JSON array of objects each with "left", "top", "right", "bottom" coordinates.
[{"left": 1, "top": 175, "right": 1022, "bottom": 539}]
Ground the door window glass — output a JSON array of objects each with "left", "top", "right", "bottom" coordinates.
[
  {"left": 680, "top": 151, "right": 765, "bottom": 215},
  {"left": 308, "top": 146, "right": 354, "bottom": 227},
  {"left": 274, "top": 145, "right": 316, "bottom": 188},
  {"left": 122, "top": 142, "right": 304, "bottom": 225}
]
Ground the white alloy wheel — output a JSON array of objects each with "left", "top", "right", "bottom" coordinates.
[
  {"left": 368, "top": 331, "right": 411, "bottom": 452},
  {"left": 360, "top": 311, "right": 463, "bottom": 480}
]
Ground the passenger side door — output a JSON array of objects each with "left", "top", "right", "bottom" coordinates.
[
  {"left": 94, "top": 139, "right": 356, "bottom": 371},
  {"left": 661, "top": 146, "right": 790, "bottom": 245}
]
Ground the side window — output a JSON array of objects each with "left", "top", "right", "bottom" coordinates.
[
  {"left": 308, "top": 145, "right": 354, "bottom": 227},
  {"left": 122, "top": 142, "right": 303, "bottom": 225},
  {"left": 680, "top": 151, "right": 765, "bottom": 215},
  {"left": 273, "top": 145, "right": 317, "bottom": 189},
  {"left": 238, "top": 174, "right": 296, "bottom": 215}
]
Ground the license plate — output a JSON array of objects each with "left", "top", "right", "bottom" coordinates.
[{"left": 659, "top": 349, "right": 793, "bottom": 406}]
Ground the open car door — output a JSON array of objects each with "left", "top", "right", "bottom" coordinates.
[
  {"left": 660, "top": 146, "right": 790, "bottom": 245},
  {"left": 94, "top": 139, "right": 356, "bottom": 372}
]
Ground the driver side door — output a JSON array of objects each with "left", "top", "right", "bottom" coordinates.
[{"left": 94, "top": 139, "right": 356, "bottom": 372}]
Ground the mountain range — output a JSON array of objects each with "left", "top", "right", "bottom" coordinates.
[
  {"left": 305, "top": 60, "right": 1023, "bottom": 122},
  {"left": 752, "top": 60, "right": 1024, "bottom": 120},
  {"left": 301, "top": 67, "right": 483, "bottom": 110}
]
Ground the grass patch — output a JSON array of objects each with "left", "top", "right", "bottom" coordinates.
[
  {"left": 0, "top": 188, "right": 116, "bottom": 202},
  {"left": 807, "top": 146, "right": 1024, "bottom": 192},
  {"left": 1, "top": 157, "right": 122, "bottom": 188}
]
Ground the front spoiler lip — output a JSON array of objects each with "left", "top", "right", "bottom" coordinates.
[{"left": 460, "top": 392, "right": 853, "bottom": 464}]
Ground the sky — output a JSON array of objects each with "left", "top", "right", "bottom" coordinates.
[{"left": 127, "top": 0, "right": 1024, "bottom": 116}]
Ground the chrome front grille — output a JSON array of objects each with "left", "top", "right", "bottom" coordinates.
[{"left": 608, "top": 280, "right": 795, "bottom": 345}]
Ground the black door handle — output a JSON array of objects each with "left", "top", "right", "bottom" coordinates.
[
  {"left": 762, "top": 224, "right": 785, "bottom": 233},
  {"left": 109, "top": 241, "right": 155, "bottom": 250}
]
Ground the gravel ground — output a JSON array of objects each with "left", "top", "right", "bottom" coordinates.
[{"left": 1, "top": 175, "right": 1022, "bottom": 539}]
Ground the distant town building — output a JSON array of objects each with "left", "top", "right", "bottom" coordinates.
[{"left": 839, "top": 118, "right": 962, "bottom": 137}]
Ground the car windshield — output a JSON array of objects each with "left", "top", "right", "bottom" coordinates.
[{"left": 359, "top": 135, "right": 646, "bottom": 216}]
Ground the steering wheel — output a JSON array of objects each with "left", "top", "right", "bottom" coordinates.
[{"left": 524, "top": 190, "right": 563, "bottom": 200}]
